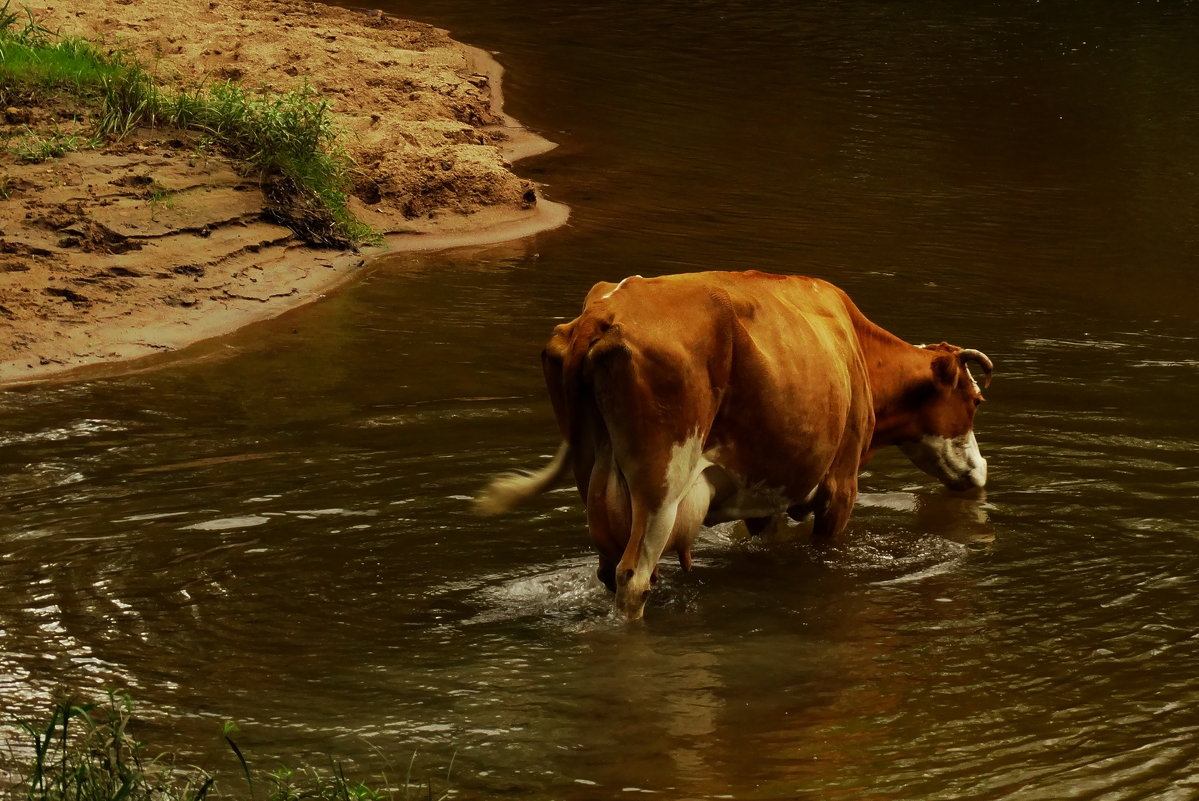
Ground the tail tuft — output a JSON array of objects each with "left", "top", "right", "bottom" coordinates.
[
  {"left": 473, "top": 442, "right": 571, "bottom": 516},
  {"left": 474, "top": 470, "right": 541, "bottom": 515}
]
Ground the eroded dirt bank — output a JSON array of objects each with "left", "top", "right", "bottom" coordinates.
[{"left": 0, "top": 0, "right": 565, "bottom": 386}]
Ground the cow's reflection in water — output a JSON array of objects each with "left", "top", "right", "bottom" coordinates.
[{"left": 856, "top": 489, "right": 995, "bottom": 550}]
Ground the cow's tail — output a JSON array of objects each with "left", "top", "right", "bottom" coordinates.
[{"left": 473, "top": 440, "right": 572, "bottom": 515}]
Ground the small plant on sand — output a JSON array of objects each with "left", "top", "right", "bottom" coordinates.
[
  {"left": 146, "top": 180, "right": 176, "bottom": 218},
  {"left": 188, "top": 134, "right": 216, "bottom": 166},
  {"left": 8, "top": 126, "right": 99, "bottom": 161}
]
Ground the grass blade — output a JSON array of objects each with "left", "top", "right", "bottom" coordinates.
[{"left": 222, "top": 722, "right": 254, "bottom": 799}]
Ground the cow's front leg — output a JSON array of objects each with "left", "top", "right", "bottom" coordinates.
[
  {"left": 812, "top": 404, "right": 869, "bottom": 540},
  {"left": 811, "top": 473, "right": 857, "bottom": 540}
]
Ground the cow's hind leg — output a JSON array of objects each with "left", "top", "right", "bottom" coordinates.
[
  {"left": 589, "top": 330, "right": 717, "bottom": 618},
  {"left": 612, "top": 458, "right": 715, "bottom": 616},
  {"left": 743, "top": 516, "right": 772, "bottom": 536},
  {"left": 614, "top": 498, "right": 676, "bottom": 618},
  {"left": 585, "top": 437, "right": 631, "bottom": 594},
  {"left": 596, "top": 559, "right": 617, "bottom": 592}
]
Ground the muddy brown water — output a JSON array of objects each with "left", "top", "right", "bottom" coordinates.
[{"left": 3, "top": 1, "right": 1199, "bottom": 798}]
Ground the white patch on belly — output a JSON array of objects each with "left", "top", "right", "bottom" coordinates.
[{"left": 666, "top": 433, "right": 710, "bottom": 501}]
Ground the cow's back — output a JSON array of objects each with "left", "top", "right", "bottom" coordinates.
[{"left": 546, "top": 271, "right": 872, "bottom": 509}]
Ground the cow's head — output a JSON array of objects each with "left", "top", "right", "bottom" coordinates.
[{"left": 893, "top": 344, "right": 993, "bottom": 492}]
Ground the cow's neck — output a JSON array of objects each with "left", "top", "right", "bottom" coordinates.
[{"left": 850, "top": 312, "right": 938, "bottom": 456}]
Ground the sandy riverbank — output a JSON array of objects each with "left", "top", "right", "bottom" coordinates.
[{"left": 0, "top": 0, "right": 566, "bottom": 387}]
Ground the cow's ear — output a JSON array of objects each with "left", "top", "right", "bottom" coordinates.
[{"left": 931, "top": 353, "right": 961, "bottom": 389}]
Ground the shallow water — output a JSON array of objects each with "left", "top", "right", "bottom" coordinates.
[{"left": 2, "top": 1, "right": 1199, "bottom": 798}]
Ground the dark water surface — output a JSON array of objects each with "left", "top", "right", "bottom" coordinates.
[{"left": 3, "top": 1, "right": 1199, "bottom": 798}]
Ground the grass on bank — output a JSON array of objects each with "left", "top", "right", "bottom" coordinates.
[
  {"left": 6, "top": 692, "right": 453, "bottom": 801},
  {"left": 7, "top": 127, "right": 101, "bottom": 161},
  {"left": 0, "top": 1, "right": 376, "bottom": 246}
]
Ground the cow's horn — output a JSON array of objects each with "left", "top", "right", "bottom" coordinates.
[{"left": 958, "top": 349, "right": 993, "bottom": 388}]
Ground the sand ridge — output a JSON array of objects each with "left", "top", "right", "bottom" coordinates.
[{"left": 0, "top": 0, "right": 566, "bottom": 386}]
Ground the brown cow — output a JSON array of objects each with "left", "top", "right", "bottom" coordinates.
[{"left": 476, "top": 271, "right": 993, "bottom": 620}]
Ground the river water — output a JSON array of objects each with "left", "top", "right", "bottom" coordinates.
[{"left": 2, "top": 1, "right": 1198, "bottom": 798}]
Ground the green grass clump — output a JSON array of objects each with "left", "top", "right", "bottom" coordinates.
[
  {"left": 9, "top": 127, "right": 101, "bottom": 161},
  {"left": 6, "top": 692, "right": 454, "bottom": 801},
  {"left": 0, "top": 1, "right": 376, "bottom": 246},
  {"left": 148, "top": 80, "right": 377, "bottom": 245},
  {"left": 13, "top": 692, "right": 216, "bottom": 801}
]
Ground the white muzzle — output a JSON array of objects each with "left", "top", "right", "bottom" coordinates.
[{"left": 898, "top": 431, "right": 987, "bottom": 491}]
